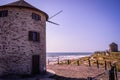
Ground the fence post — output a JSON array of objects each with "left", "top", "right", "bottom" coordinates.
[
  {"left": 109, "top": 65, "right": 115, "bottom": 80},
  {"left": 110, "top": 62, "right": 112, "bottom": 67},
  {"left": 57, "top": 57, "right": 59, "bottom": 64},
  {"left": 114, "top": 64, "right": 118, "bottom": 80},
  {"left": 77, "top": 60, "right": 79, "bottom": 66},
  {"left": 96, "top": 60, "right": 99, "bottom": 68},
  {"left": 105, "top": 61, "right": 107, "bottom": 70},
  {"left": 67, "top": 60, "right": 70, "bottom": 65},
  {"left": 48, "top": 59, "right": 49, "bottom": 65},
  {"left": 87, "top": 77, "right": 92, "bottom": 80},
  {"left": 88, "top": 58, "right": 91, "bottom": 67}
]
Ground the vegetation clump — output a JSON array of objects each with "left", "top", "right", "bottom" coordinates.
[{"left": 59, "top": 52, "right": 120, "bottom": 72}]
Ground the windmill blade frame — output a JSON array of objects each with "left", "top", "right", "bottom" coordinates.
[
  {"left": 47, "top": 10, "right": 63, "bottom": 25},
  {"left": 47, "top": 20, "right": 59, "bottom": 25},
  {"left": 49, "top": 10, "right": 63, "bottom": 20}
]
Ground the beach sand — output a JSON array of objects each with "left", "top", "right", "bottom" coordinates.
[{"left": 47, "top": 64, "right": 106, "bottom": 80}]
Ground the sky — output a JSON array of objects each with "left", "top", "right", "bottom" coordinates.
[{"left": 0, "top": 0, "right": 120, "bottom": 52}]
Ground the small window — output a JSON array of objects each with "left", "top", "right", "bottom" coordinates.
[
  {"left": 29, "top": 31, "right": 40, "bottom": 42},
  {"left": 0, "top": 10, "right": 8, "bottom": 17},
  {"left": 32, "top": 13, "right": 41, "bottom": 21}
]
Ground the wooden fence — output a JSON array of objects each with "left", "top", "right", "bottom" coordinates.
[
  {"left": 47, "top": 57, "right": 118, "bottom": 70},
  {"left": 47, "top": 57, "right": 120, "bottom": 80}
]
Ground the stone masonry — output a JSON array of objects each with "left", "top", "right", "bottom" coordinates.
[
  {"left": 0, "top": 0, "right": 48, "bottom": 76},
  {"left": 109, "top": 42, "right": 118, "bottom": 52}
]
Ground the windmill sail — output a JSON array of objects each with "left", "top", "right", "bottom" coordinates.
[{"left": 47, "top": 20, "right": 59, "bottom": 25}]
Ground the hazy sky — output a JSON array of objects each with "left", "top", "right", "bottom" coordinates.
[{"left": 0, "top": 0, "right": 120, "bottom": 52}]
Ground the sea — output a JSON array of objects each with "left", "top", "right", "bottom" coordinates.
[{"left": 47, "top": 52, "right": 93, "bottom": 61}]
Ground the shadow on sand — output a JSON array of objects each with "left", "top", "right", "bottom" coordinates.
[{"left": 49, "top": 74, "right": 87, "bottom": 80}]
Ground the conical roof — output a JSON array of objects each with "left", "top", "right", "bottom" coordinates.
[
  {"left": 0, "top": 0, "right": 48, "bottom": 20},
  {"left": 109, "top": 42, "right": 118, "bottom": 46}
]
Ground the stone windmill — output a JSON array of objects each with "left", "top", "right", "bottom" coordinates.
[
  {"left": 109, "top": 42, "right": 118, "bottom": 52},
  {"left": 0, "top": 0, "right": 51, "bottom": 76}
]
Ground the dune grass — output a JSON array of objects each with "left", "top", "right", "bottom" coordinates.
[{"left": 58, "top": 52, "right": 120, "bottom": 71}]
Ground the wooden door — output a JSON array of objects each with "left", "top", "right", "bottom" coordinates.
[{"left": 32, "top": 55, "right": 40, "bottom": 74}]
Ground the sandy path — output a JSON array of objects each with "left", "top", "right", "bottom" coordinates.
[{"left": 47, "top": 64, "right": 105, "bottom": 79}]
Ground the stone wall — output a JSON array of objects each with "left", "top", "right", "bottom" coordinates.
[
  {"left": 109, "top": 43, "right": 118, "bottom": 52},
  {"left": 0, "top": 7, "right": 46, "bottom": 75}
]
